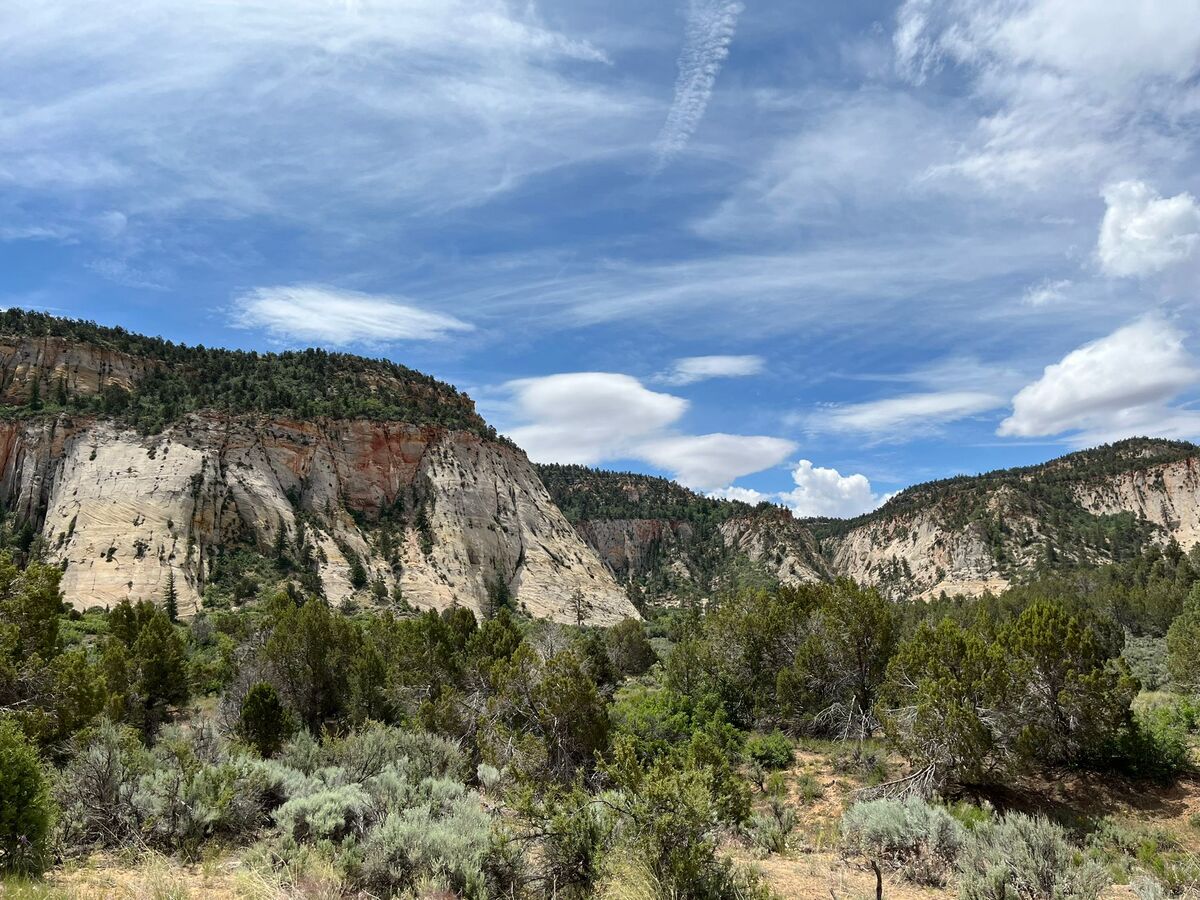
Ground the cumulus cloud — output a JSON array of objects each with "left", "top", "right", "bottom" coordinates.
[
  {"left": 777, "top": 460, "right": 886, "bottom": 519},
  {"left": 1097, "top": 181, "right": 1200, "bottom": 277},
  {"left": 503, "top": 371, "right": 792, "bottom": 489},
  {"left": 660, "top": 354, "right": 764, "bottom": 386},
  {"left": 998, "top": 317, "right": 1200, "bottom": 442},
  {"left": 652, "top": 0, "right": 744, "bottom": 171},
  {"left": 810, "top": 391, "right": 1003, "bottom": 437},
  {"left": 706, "top": 485, "right": 769, "bottom": 504},
  {"left": 233, "top": 285, "right": 472, "bottom": 346},
  {"left": 637, "top": 434, "right": 796, "bottom": 491}
]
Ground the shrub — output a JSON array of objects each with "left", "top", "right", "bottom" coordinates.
[
  {"left": 958, "top": 813, "right": 1110, "bottom": 900},
  {"left": 275, "top": 781, "right": 371, "bottom": 843},
  {"left": 319, "top": 721, "right": 467, "bottom": 784},
  {"left": 1108, "top": 706, "right": 1191, "bottom": 782},
  {"left": 606, "top": 619, "right": 657, "bottom": 678},
  {"left": 744, "top": 731, "right": 793, "bottom": 771},
  {"left": 358, "top": 793, "right": 492, "bottom": 899},
  {"left": 54, "top": 720, "right": 150, "bottom": 853},
  {"left": 841, "top": 797, "right": 964, "bottom": 885},
  {"left": 237, "top": 682, "right": 294, "bottom": 758},
  {"left": 747, "top": 774, "right": 795, "bottom": 855},
  {"left": 0, "top": 718, "right": 53, "bottom": 874}
]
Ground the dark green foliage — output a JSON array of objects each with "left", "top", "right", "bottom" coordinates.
[
  {"left": 744, "top": 731, "right": 793, "bottom": 770},
  {"left": 878, "top": 601, "right": 1137, "bottom": 788},
  {"left": 1167, "top": 597, "right": 1200, "bottom": 687},
  {"left": 0, "top": 308, "right": 497, "bottom": 438},
  {"left": 237, "top": 682, "right": 294, "bottom": 758},
  {"left": 536, "top": 464, "right": 751, "bottom": 526},
  {"left": 102, "top": 599, "right": 191, "bottom": 735},
  {"left": 259, "top": 596, "right": 366, "bottom": 730},
  {"left": 0, "top": 718, "right": 52, "bottom": 874},
  {"left": 163, "top": 569, "right": 179, "bottom": 623},
  {"left": 605, "top": 617, "right": 657, "bottom": 677}
]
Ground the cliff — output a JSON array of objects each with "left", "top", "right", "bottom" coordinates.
[{"left": 0, "top": 317, "right": 636, "bottom": 625}]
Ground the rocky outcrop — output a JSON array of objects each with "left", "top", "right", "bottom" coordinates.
[
  {"left": 828, "top": 508, "right": 1013, "bottom": 599},
  {"left": 0, "top": 414, "right": 636, "bottom": 625},
  {"left": 574, "top": 519, "right": 695, "bottom": 582},
  {"left": 0, "top": 335, "right": 154, "bottom": 404},
  {"left": 1076, "top": 457, "right": 1200, "bottom": 549},
  {"left": 719, "top": 511, "right": 828, "bottom": 585}
]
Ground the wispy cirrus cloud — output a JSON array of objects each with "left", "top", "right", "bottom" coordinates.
[
  {"left": 652, "top": 0, "right": 744, "bottom": 171},
  {"left": 233, "top": 285, "right": 472, "bottom": 347},
  {"left": 659, "top": 354, "right": 764, "bottom": 385},
  {"left": 810, "top": 391, "right": 1004, "bottom": 438}
]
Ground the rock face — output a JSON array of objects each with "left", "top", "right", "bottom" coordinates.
[
  {"left": 719, "top": 511, "right": 829, "bottom": 586},
  {"left": 0, "top": 414, "right": 637, "bottom": 625},
  {"left": 0, "top": 335, "right": 154, "bottom": 405},
  {"left": 827, "top": 507, "right": 1016, "bottom": 599},
  {"left": 1077, "top": 457, "right": 1200, "bottom": 549}
]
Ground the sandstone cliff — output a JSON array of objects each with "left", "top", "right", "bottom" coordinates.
[{"left": 0, "top": 414, "right": 637, "bottom": 624}]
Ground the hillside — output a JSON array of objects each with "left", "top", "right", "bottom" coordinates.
[
  {"left": 0, "top": 308, "right": 494, "bottom": 436},
  {"left": 0, "top": 311, "right": 634, "bottom": 624},
  {"left": 537, "top": 464, "right": 829, "bottom": 604},
  {"left": 823, "top": 437, "right": 1200, "bottom": 598},
  {"left": 543, "top": 440, "right": 1200, "bottom": 603}
]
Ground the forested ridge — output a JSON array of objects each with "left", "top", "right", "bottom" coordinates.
[{"left": 0, "top": 309, "right": 494, "bottom": 437}]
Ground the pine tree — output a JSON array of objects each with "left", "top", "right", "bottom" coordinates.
[
  {"left": 27, "top": 378, "right": 40, "bottom": 411},
  {"left": 163, "top": 569, "right": 178, "bottom": 622}
]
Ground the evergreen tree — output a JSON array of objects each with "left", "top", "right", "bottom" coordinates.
[
  {"left": 163, "top": 569, "right": 178, "bottom": 623},
  {"left": 0, "top": 718, "right": 52, "bottom": 874},
  {"left": 237, "top": 682, "right": 294, "bottom": 757}
]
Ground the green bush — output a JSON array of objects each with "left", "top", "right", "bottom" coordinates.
[
  {"left": 54, "top": 720, "right": 150, "bottom": 853},
  {"left": 744, "top": 731, "right": 793, "bottom": 771},
  {"left": 237, "top": 682, "right": 294, "bottom": 758},
  {"left": 841, "top": 797, "right": 964, "bottom": 885},
  {"left": 1109, "top": 706, "right": 1192, "bottom": 782},
  {"left": 0, "top": 718, "right": 53, "bottom": 874},
  {"left": 357, "top": 779, "right": 492, "bottom": 898},
  {"left": 958, "top": 813, "right": 1109, "bottom": 900}
]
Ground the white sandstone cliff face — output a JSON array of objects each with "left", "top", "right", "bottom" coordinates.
[
  {"left": 718, "top": 513, "right": 827, "bottom": 585},
  {"left": 1076, "top": 457, "right": 1200, "bottom": 549},
  {"left": 0, "top": 414, "right": 636, "bottom": 625},
  {"left": 830, "top": 510, "right": 1008, "bottom": 598}
]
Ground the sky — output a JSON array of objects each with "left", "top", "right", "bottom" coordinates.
[{"left": 4, "top": 0, "right": 1200, "bottom": 518}]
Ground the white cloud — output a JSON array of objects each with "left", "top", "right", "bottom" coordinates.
[
  {"left": 503, "top": 371, "right": 792, "bottom": 488},
  {"left": 896, "top": 0, "right": 1200, "bottom": 192},
  {"left": 1097, "top": 181, "right": 1200, "bottom": 277},
  {"left": 505, "top": 373, "right": 688, "bottom": 465},
  {"left": 233, "top": 285, "right": 472, "bottom": 346},
  {"left": 777, "top": 460, "right": 886, "bottom": 519},
  {"left": 652, "top": 0, "right": 744, "bottom": 171},
  {"left": 1023, "top": 279, "right": 1072, "bottom": 307},
  {"left": 660, "top": 354, "right": 764, "bottom": 385},
  {"left": 810, "top": 391, "right": 1003, "bottom": 437},
  {"left": 0, "top": 1, "right": 649, "bottom": 237},
  {"left": 998, "top": 317, "right": 1200, "bottom": 441},
  {"left": 638, "top": 434, "right": 796, "bottom": 491},
  {"left": 706, "top": 485, "right": 769, "bottom": 504}
]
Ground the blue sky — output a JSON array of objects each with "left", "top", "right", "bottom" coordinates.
[{"left": 4, "top": 0, "right": 1200, "bottom": 517}]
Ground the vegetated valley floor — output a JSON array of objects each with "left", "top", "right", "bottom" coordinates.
[{"left": 10, "top": 737, "right": 1200, "bottom": 899}]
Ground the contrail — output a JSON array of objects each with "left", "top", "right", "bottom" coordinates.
[{"left": 652, "top": 0, "right": 745, "bottom": 172}]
